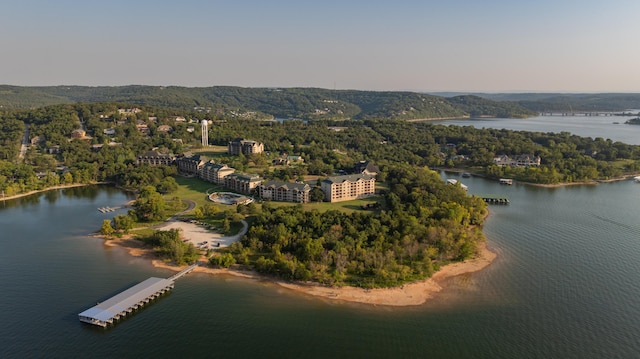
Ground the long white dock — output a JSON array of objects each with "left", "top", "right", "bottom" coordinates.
[{"left": 79, "top": 264, "right": 197, "bottom": 327}]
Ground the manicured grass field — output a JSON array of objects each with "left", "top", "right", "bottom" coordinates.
[{"left": 172, "top": 176, "right": 224, "bottom": 208}]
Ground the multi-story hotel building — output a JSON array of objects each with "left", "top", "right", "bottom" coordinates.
[
  {"left": 228, "top": 138, "right": 264, "bottom": 156},
  {"left": 321, "top": 174, "right": 376, "bottom": 202},
  {"left": 259, "top": 181, "right": 311, "bottom": 203},
  {"left": 199, "top": 161, "right": 235, "bottom": 184},
  {"left": 175, "top": 153, "right": 207, "bottom": 175},
  {"left": 136, "top": 150, "right": 176, "bottom": 166},
  {"left": 224, "top": 173, "right": 262, "bottom": 194}
]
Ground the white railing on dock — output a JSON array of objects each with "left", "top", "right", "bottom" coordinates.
[{"left": 167, "top": 264, "right": 198, "bottom": 281}]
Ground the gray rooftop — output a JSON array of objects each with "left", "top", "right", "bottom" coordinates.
[
  {"left": 261, "top": 181, "right": 310, "bottom": 191},
  {"left": 322, "top": 174, "right": 375, "bottom": 184},
  {"left": 78, "top": 277, "right": 173, "bottom": 323}
]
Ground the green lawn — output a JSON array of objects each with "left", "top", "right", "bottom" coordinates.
[
  {"left": 171, "top": 176, "right": 224, "bottom": 208},
  {"left": 193, "top": 145, "right": 228, "bottom": 155}
]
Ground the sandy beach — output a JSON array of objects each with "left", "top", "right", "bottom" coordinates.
[
  {"left": 103, "top": 219, "right": 496, "bottom": 307},
  {"left": 158, "top": 220, "right": 248, "bottom": 249}
]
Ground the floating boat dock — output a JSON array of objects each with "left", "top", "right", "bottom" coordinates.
[
  {"left": 478, "top": 194, "right": 510, "bottom": 204},
  {"left": 78, "top": 264, "right": 197, "bottom": 327},
  {"left": 446, "top": 179, "right": 468, "bottom": 191}
]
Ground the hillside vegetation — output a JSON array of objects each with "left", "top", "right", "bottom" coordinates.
[{"left": 0, "top": 85, "right": 535, "bottom": 120}]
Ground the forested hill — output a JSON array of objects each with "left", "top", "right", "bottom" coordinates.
[
  {"left": 433, "top": 92, "right": 640, "bottom": 113},
  {"left": 0, "top": 85, "right": 535, "bottom": 120}
]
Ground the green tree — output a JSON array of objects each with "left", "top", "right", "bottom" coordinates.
[
  {"left": 222, "top": 218, "right": 231, "bottom": 233},
  {"left": 157, "top": 176, "right": 179, "bottom": 194},
  {"left": 309, "top": 187, "right": 325, "bottom": 202},
  {"left": 100, "top": 219, "right": 114, "bottom": 237},
  {"left": 132, "top": 186, "right": 166, "bottom": 222},
  {"left": 113, "top": 214, "right": 134, "bottom": 233},
  {"left": 209, "top": 253, "right": 236, "bottom": 268}
]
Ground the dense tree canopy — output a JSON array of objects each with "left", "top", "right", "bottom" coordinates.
[{"left": 232, "top": 166, "right": 486, "bottom": 288}]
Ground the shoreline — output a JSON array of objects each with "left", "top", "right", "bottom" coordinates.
[
  {"left": 0, "top": 182, "right": 109, "bottom": 202},
  {"left": 438, "top": 168, "right": 640, "bottom": 188},
  {"left": 101, "top": 224, "right": 497, "bottom": 307}
]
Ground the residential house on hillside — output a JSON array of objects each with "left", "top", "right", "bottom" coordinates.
[
  {"left": 91, "top": 144, "right": 104, "bottom": 152},
  {"left": 272, "top": 153, "right": 305, "bottom": 166},
  {"left": 259, "top": 181, "right": 311, "bottom": 203},
  {"left": 30, "top": 135, "right": 45, "bottom": 146},
  {"left": 71, "top": 129, "right": 86, "bottom": 139},
  {"left": 514, "top": 154, "right": 541, "bottom": 166},
  {"left": 136, "top": 123, "right": 149, "bottom": 135},
  {"left": 228, "top": 138, "right": 264, "bottom": 155},
  {"left": 47, "top": 145, "right": 61, "bottom": 154},
  {"left": 321, "top": 174, "right": 376, "bottom": 202},
  {"left": 137, "top": 150, "right": 176, "bottom": 166},
  {"left": 354, "top": 160, "right": 379, "bottom": 176},
  {"left": 157, "top": 125, "right": 173, "bottom": 133},
  {"left": 118, "top": 108, "right": 141, "bottom": 114},
  {"left": 494, "top": 154, "right": 541, "bottom": 167}
]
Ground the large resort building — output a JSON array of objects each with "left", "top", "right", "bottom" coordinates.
[
  {"left": 175, "top": 153, "right": 208, "bottom": 175},
  {"left": 321, "top": 174, "right": 376, "bottom": 202},
  {"left": 137, "top": 150, "right": 176, "bottom": 166},
  {"left": 200, "top": 162, "right": 235, "bottom": 184},
  {"left": 228, "top": 138, "right": 264, "bottom": 156},
  {"left": 259, "top": 181, "right": 311, "bottom": 203},
  {"left": 137, "top": 148, "right": 378, "bottom": 204},
  {"left": 224, "top": 173, "right": 262, "bottom": 194}
]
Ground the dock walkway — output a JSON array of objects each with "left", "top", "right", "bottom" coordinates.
[{"left": 79, "top": 264, "right": 197, "bottom": 327}]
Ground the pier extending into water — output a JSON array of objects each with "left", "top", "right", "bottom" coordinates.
[{"left": 78, "top": 264, "right": 197, "bottom": 327}]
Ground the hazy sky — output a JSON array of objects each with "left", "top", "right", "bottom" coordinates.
[{"left": 2, "top": 0, "right": 640, "bottom": 92}]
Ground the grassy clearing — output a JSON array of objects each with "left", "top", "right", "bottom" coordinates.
[
  {"left": 193, "top": 145, "right": 228, "bottom": 155},
  {"left": 172, "top": 176, "right": 224, "bottom": 208}
]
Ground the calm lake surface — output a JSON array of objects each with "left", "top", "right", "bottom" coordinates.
[
  {"left": 432, "top": 114, "right": 640, "bottom": 145},
  {"left": 2, "top": 118, "right": 640, "bottom": 358}
]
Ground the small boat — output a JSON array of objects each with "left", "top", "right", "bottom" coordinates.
[
  {"left": 461, "top": 172, "right": 471, "bottom": 178},
  {"left": 634, "top": 176, "right": 640, "bottom": 183},
  {"left": 499, "top": 178, "right": 513, "bottom": 185}
]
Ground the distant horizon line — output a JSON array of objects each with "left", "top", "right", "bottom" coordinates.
[{"left": 2, "top": 83, "right": 640, "bottom": 95}]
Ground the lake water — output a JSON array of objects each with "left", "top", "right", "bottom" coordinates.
[
  {"left": 432, "top": 114, "right": 640, "bottom": 145},
  {"left": 2, "top": 119, "right": 640, "bottom": 358}
]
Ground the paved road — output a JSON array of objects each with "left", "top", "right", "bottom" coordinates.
[{"left": 18, "top": 124, "right": 29, "bottom": 160}]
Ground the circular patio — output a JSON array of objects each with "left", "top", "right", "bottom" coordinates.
[{"left": 208, "top": 192, "right": 254, "bottom": 205}]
